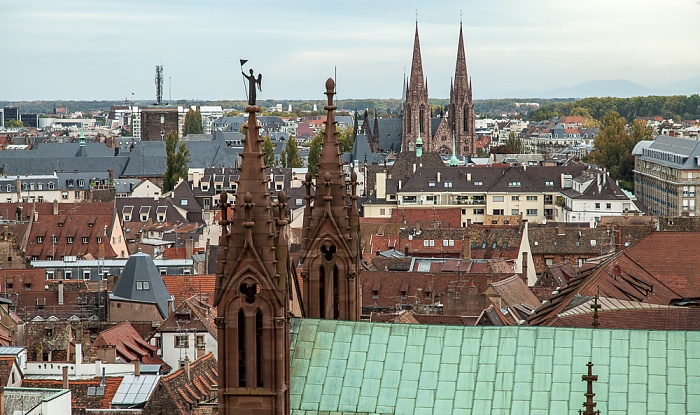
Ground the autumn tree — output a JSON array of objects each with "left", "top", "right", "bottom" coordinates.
[
  {"left": 163, "top": 132, "right": 191, "bottom": 193},
  {"left": 262, "top": 136, "right": 275, "bottom": 167},
  {"left": 285, "top": 136, "right": 302, "bottom": 168}
]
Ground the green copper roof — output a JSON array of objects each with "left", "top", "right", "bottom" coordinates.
[{"left": 290, "top": 318, "right": 700, "bottom": 415}]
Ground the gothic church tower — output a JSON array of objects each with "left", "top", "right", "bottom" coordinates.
[
  {"left": 301, "top": 78, "right": 361, "bottom": 321},
  {"left": 214, "top": 103, "right": 293, "bottom": 415},
  {"left": 448, "top": 22, "right": 476, "bottom": 156},
  {"left": 402, "top": 23, "right": 431, "bottom": 153}
]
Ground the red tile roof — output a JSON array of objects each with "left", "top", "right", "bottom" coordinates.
[
  {"left": 22, "top": 376, "right": 122, "bottom": 409},
  {"left": 528, "top": 232, "right": 700, "bottom": 327},
  {"left": 91, "top": 321, "right": 162, "bottom": 365},
  {"left": 161, "top": 275, "right": 216, "bottom": 307}
]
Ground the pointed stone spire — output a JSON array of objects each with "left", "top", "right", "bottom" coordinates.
[
  {"left": 403, "top": 22, "right": 431, "bottom": 154},
  {"left": 215, "top": 94, "right": 292, "bottom": 414},
  {"left": 448, "top": 22, "right": 476, "bottom": 156},
  {"left": 454, "top": 22, "right": 469, "bottom": 96},
  {"left": 215, "top": 104, "right": 279, "bottom": 305},
  {"left": 409, "top": 22, "right": 425, "bottom": 90},
  {"left": 300, "top": 78, "right": 361, "bottom": 321}
]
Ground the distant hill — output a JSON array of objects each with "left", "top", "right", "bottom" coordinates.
[{"left": 657, "top": 76, "right": 700, "bottom": 95}]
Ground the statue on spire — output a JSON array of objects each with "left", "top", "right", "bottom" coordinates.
[{"left": 242, "top": 68, "right": 263, "bottom": 106}]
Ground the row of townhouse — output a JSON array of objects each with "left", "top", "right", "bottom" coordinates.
[
  {"left": 364, "top": 162, "right": 639, "bottom": 225},
  {"left": 0, "top": 172, "right": 114, "bottom": 204}
]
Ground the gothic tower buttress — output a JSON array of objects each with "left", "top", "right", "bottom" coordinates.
[
  {"left": 301, "top": 78, "right": 361, "bottom": 321},
  {"left": 215, "top": 102, "right": 292, "bottom": 415}
]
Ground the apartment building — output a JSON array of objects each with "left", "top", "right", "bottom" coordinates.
[
  {"left": 634, "top": 135, "right": 700, "bottom": 216},
  {"left": 365, "top": 164, "right": 638, "bottom": 225}
]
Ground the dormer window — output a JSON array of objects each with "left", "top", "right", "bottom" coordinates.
[
  {"left": 67, "top": 237, "right": 74, "bottom": 244},
  {"left": 52, "top": 236, "right": 58, "bottom": 244},
  {"left": 82, "top": 237, "right": 88, "bottom": 244},
  {"left": 37, "top": 236, "right": 43, "bottom": 243},
  {"left": 136, "top": 281, "right": 150, "bottom": 291},
  {"left": 78, "top": 179, "right": 85, "bottom": 187}
]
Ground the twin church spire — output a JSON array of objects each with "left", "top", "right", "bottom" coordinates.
[{"left": 403, "top": 21, "right": 476, "bottom": 156}]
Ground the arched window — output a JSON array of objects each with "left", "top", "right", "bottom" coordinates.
[
  {"left": 238, "top": 310, "right": 246, "bottom": 387},
  {"left": 419, "top": 105, "right": 425, "bottom": 134},
  {"left": 319, "top": 266, "right": 326, "bottom": 319},
  {"left": 463, "top": 104, "right": 469, "bottom": 132},
  {"left": 333, "top": 266, "right": 339, "bottom": 319},
  {"left": 256, "top": 310, "right": 263, "bottom": 387}
]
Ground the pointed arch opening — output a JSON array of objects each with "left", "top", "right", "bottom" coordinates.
[
  {"left": 255, "top": 309, "right": 263, "bottom": 387},
  {"left": 237, "top": 309, "right": 246, "bottom": 387},
  {"left": 319, "top": 266, "right": 326, "bottom": 319},
  {"left": 419, "top": 105, "right": 425, "bottom": 134},
  {"left": 333, "top": 265, "right": 340, "bottom": 319},
  {"left": 463, "top": 104, "right": 469, "bottom": 133}
]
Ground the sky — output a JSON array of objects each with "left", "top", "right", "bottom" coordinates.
[{"left": 2, "top": 0, "right": 700, "bottom": 101}]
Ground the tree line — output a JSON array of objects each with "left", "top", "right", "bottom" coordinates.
[{"left": 528, "top": 95, "right": 700, "bottom": 122}]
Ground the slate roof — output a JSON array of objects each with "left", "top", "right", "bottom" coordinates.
[
  {"left": 636, "top": 135, "right": 700, "bottom": 169},
  {"left": 111, "top": 252, "right": 173, "bottom": 318},
  {"left": 121, "top": 140, "right": 241, "bottom": 177},
  {"left": 290, "top": 318, "right": 700, "bottom": 415}
]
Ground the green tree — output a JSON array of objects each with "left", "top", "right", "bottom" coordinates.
[
  {"left": 285, "top": 136, "right": 303, "bottom": 168},
  {"left": 504, "top": 132, "right": 524, "bottom": 154},
  {"left": 338, "top": 126, "right": 354, "bottom": 154},
  {"left": 163, "top": 132, "right": 191, "bottom": 193},
  {"left": 6, "top": 119, "right": 23, "bottom": 128},
  {"left": 585, "top": 110, "right": 649, "bottom": 191},
  {"left": 280, "top": 149, "right": 287, "bottom": 167},
  {"left": 307, "top": 131, "right": 323, "bottom": 176},
  {"left": 262, "top": 136, "right": 275, "bottom": 167},
  {"left": 184, "top": 107, "right": 203, "bottom": 136}
]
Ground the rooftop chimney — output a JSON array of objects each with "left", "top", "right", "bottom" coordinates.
[
  {"left": 58, "top": 280, "right": 64, "bottom": 305},
  {"left": 134, "top": 360, "right": 141, "bottom": 377},
  {"left": 186, "top": 237, "right": 194, "bottom": 259},
  {"left": 437, "top": 171, "right": 441, "bottom": 183},
  {"left": 53, "top": 199, "right": 59, "bottom": 215},
  {"left": 557, "top": 222, "right": 565, "bottom": 236},
  {"left": 62, "top": 366, "right": 69, "bottom": 389},
  {"left": 184, "top": 355, "right": 191, "bottom": 382},
  {"left": 522, "top": 252, "right": 529, "bottom": 284}
]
